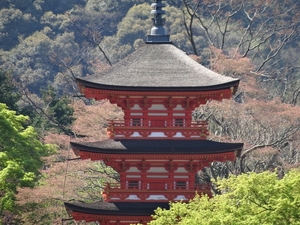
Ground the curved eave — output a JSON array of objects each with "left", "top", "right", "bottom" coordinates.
[
  {"left": 76, "top": 77, "right": 240, "bottom": 93},
  {"left": 70, "top": 140, "right": 243, "bottom": 157},
  {"left": 64, "top": 201, "right": 169, "bottom": 216}
]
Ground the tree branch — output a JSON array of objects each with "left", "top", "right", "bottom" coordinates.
[{"left": 67, "top": 13, "right": 112, "bottom": 66}]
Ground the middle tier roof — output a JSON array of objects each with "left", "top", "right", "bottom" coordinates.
[{"left": 71, "top": 139, "right": 243, "bottom": 156}]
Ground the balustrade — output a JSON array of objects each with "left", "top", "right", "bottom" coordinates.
[
  {"left": 104, "top": 181, "right": 211, "bottom": 192},
  {"left": 106, "top": 120, "right": 209, "bottom": 139},
  {"left": 102, "top": 182, "right": 212, "bottom": 202}
]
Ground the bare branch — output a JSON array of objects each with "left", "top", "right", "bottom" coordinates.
[{"left": 67, "top": 13, "right": 112, "bottom": 66}]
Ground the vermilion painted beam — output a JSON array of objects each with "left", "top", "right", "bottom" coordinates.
[
  {"left": 78, "top": 150, "right": 236, "bottom": 162},
  {"left": 72, "top": 211, "right": 151, "bottom": 224},
  {"left": 83, "top": 86, "right": 232, "bottom": 98}
]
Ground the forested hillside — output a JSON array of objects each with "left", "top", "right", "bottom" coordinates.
[{"left": 1, "top": 0, "right": 300, "bottom": 224}]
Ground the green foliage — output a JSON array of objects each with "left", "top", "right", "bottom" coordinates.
[
  {"left": 19, "top": 199, "right": 69, "bottom": 225},
  {"left": 1, "top": 0, "right": 300, "bottom": 101},
  {"left": 25, "top": 86, "right": 76, "bottom": 134},
  {"left": 2, "top": 30, "right": 82, "bottom": 95},
  {"left": 6, "top": 0, "right": 33, "bottom": 10},
  {"left": 77, "top": 161, "right": 119, "bottom": 201},
  {"left": 150, "top": 169, "right": 300, "bottom": 225},
  {"left": 0, "top": 103, "right": 56, "bottom": 216},
  {"left": 0, "top": 69, "right": 20, "bottom": 111},
  {"left": 99, "top": 3, "right": 151, "bottom": 63},
  {"left": 101, "top": 3, "right": 186, "bottom": 63},
  {"left": 0, "top": 7, "right": 24, "bottom": 50},
  {"left": 0, "top": 0, "right": 87, "bottom": 50},
  {"left": 42, "top": 86, "right": 75, "bottom": 129}
]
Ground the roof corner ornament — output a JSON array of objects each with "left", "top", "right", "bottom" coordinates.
[{"left": 146, "top": 0, "right": 171, "bottom": 43}]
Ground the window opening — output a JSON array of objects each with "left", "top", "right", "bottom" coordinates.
[
  {"left": 175, "top": 181, "right": 187, "bottom": 189},
  {"left": 132, "top": 118, "right": 142, "bottom": 126},
  {"left": 128, "top": 180, "right": 140, "bottom": 189},
  {"left": 174, "top": 118, "right": 184, "bottom": 127}
]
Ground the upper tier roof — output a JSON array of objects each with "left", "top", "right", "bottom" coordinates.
[{"left": 77, "top": 43, "right": 240, "bottom": 92}]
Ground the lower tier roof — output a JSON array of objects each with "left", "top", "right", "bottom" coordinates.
[
  {"left": 64, "top": 201, "right": 170, "bottom": 216},
  {"left": 71, "top": 139, "right": 243, "bottom": 156}
]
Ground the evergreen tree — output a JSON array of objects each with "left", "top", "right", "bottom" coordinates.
[
  {"left": 0, "top": 69, "right": 20, "bottom": 111},
  {"left": 38, "top": 86, "right": 75, "bottom": 134}
]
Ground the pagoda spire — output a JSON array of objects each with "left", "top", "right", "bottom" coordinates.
[{"left": 147, "top": 0, "right": 171, "bottom": 43}]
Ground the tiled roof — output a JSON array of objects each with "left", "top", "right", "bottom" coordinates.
[
  {"left": 64, "top": 201, "right": 169, "bottom": 215},
  {"left": 71, "top": 139, "right": 243, "bottom": 156},
  {"left": 77, "top": 43, "right": 239, "bottom": 92}
]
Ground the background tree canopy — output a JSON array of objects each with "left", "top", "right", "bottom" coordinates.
[
  {"left": 149, "top": 169, "right": 300, "bottom": 225},
  {"left": 0, "top": 0, "right": 299, "bottom": 102},
  {"left": 0, "top": 0, "right": 300, "bottom": 224},
  {"left": 0, "top": 69, "right": 20, "bottom": 111}
]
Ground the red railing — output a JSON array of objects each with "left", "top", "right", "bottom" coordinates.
[
  {"left": 102, "top": 182, "right": 212, "bottom": 201},
  {"left": 105, "top": 181, "right": 211, "bottom": 191},
  {"left": 106, "top": 120, "right": 209, "bottom": 139}
]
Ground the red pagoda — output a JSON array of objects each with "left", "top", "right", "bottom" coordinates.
[{"left": 64, "top": 1, "right": 243, "bottom": 224}]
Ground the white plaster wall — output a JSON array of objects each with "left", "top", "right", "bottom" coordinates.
[
  {"left": 148, "top": 113, "right": 168, "bottom": 116},
  {"left": 127, "top": 167, "right": 140, "bottom": 172},
  {"left": 173, "top": 113, "right": 186, "bottom": 116},
  {"left": 126, "top": 195, "right": 140, "bottom": 200},
  {"left": 174, "top": 167, "right": 188, "bottom": 173},
  {"left": 173, "top": 132, "right": 184, "bottom": 137},
  {"left": 148, "top": 104, "right": 167, "bottom": 110},
  {"left": 132, "top": 104, "right": 142, "bottom": 110},
  {"left": 174, "top": 104, "right": 185, "bottom": 110},
  {"left": 174, "top": 175, "right": 189, "bottom": 178},
  {"left": 126, "top": 175, "right": 141, "bottom": 178},
  {"left": 148, "top": 132, "right": 167, "bottom": 137},
  {"left": 147, "top": 195, "right": 168, "bottom": 200},
  {"left": 131, "top": 132, "right": 142, "bottom": 137},
  {"left": 146, "top": 175, "right": 168, "bottom": 178},
  {"left": 147, "top": 167, "right": 168, "bottom": 172},
  {"left": 174, "top": 195, "right": 188, "bottom": 200},
  {"left": 130, "top": 113, "right": 143, "bottom": 116}
]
